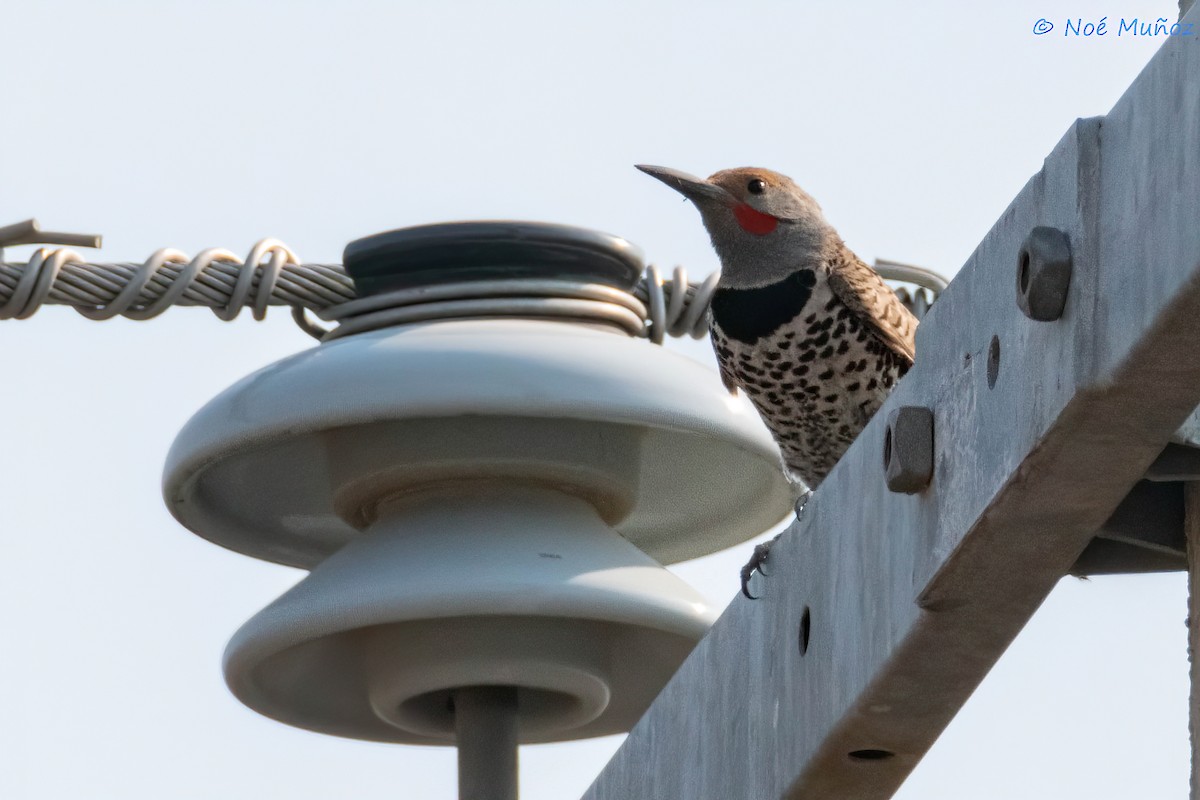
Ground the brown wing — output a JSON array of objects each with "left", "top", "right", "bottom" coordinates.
[{"left": 826, "top": 244, "right": 918, "bottom": 367}]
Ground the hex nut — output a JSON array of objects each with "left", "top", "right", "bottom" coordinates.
[
  {"left": 1016, "top": 226, "right": 1072, "bottom": 321},
  {"left": 883, "top": 406, "right": 934, "bottom": 494}
]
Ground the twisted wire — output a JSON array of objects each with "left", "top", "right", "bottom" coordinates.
[
  {"left": 0, "top": 243, "right": 943, "bottom": 342},
  {"left": 637, "top": 265, "right": 722, "bottom": 344},
  {"left": 0, "top": 241, "right": 354, "bottom": 324}
]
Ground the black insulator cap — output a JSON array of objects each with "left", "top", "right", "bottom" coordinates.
[{"left": 343, "top": 221, "right": 645, "bottom": 297}]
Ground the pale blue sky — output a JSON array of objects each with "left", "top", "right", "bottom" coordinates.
[{"left": 0, "top": 1, "right": 1188, "bottom": 797}]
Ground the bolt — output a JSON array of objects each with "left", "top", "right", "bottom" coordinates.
[
  {"left": 1016, "top": 226, "right": 1072, "bottom": 321},
  {"left": 883, "top": 406, "right": 934, "bottom": 494}
]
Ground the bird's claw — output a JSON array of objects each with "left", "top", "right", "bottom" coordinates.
[
  {"left": 794, "top": 489, "right": 814, "bottom": 519},
  {"left": 740, "top": 491, "right": 810, "bottom": 600},
  {"left": 740, "top": 539, "right": 776, "bottom": 600}
]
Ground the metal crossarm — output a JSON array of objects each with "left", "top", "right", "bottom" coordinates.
[{"left": 583, "top": 14, "right": 1200, "bottom": 800}]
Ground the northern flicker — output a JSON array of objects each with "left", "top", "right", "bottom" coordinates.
[{"left": 636, "top": 165, "right": 918, "bottom": 597}]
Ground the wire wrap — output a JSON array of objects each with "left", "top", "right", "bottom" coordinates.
[
  {"left": 0, "top": 240, "right": 353, "bottom": 323},
  {"left": 0, "top": 242, "right": 944, "bottom": 343}
]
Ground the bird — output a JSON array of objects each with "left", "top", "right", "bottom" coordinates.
[{"left": 636, "top": 165, "right": 918, "bottom": 598}]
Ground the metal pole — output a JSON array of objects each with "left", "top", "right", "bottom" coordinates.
[
  {"left": 1187, "top": 485, "right": 1200, "bottom": 799},
  {"left": 454, "top": 686, "right": 519, "bottom": 800}
]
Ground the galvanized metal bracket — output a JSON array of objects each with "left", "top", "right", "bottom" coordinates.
[{"left": 582, "top": 11, "right": 1200, "bottom": 799}]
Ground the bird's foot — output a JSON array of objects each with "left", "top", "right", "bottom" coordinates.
[
  {"left": 740, "top": 491, "right": 811, "bottom": 599},
  {"left": 794, "top": 489, "right": 814, "bottom": 519},
  {"left": 740, "top": 534, "right": 782, "bottom": 600}
]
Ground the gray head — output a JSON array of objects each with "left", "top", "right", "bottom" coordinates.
[{"left": 636, "top": 165, "right": 840, "bottom": 289}]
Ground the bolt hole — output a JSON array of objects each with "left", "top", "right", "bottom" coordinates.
[
  {"left": 1018, "top": 249, "right": 1031, "bottom": 294},
  {"left": 799, "top": 606, "right": 811, "bottom": 656},
  {"left": 986, "top": 335, "right": 1001, "bottom": 389},
  {"left": 849, "top": 749, "right": 895, "bottom": 762},
  {"left": 883, "top": 427, "right": 893, "bottom": 469}
]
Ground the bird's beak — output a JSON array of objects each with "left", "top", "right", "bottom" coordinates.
[{"left": 635, "top": 165, "right": 735, "bottom": 206}]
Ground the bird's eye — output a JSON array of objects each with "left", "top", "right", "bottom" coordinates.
[{"left": 747, "top": 178, "right": 767, "bottom": 195}]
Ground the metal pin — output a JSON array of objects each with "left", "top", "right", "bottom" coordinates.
[{"left": 0, "top": 218, "right": 102, "bottom": 252}]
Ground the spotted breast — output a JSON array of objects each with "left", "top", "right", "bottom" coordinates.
[{"left": 709, "top": 260, "right": 911, "bottom": 488}]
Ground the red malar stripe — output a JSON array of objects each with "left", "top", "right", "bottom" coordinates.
[{"left": 733, "top": 203, "right": 779, "bottom": 235}]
